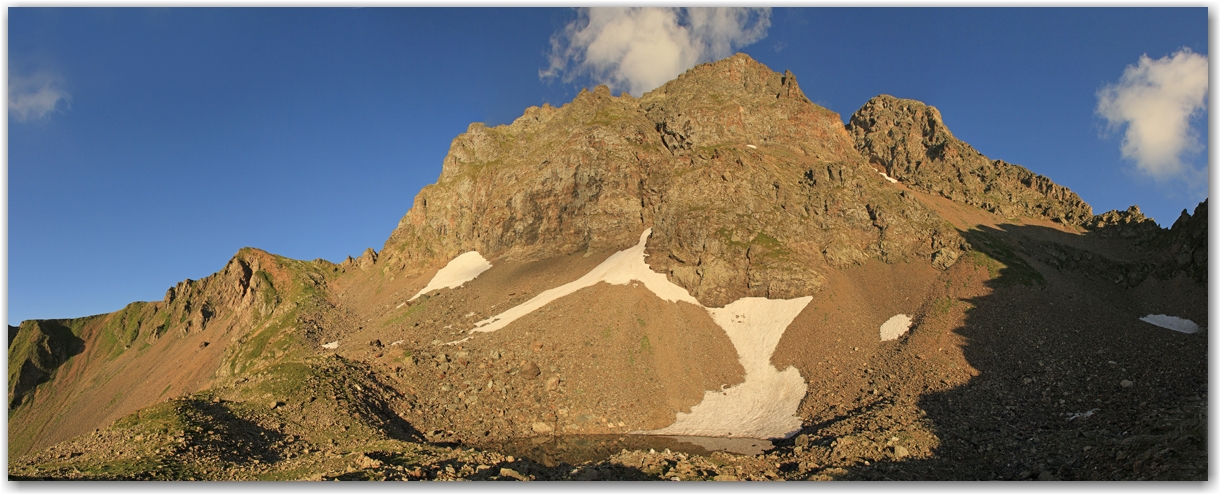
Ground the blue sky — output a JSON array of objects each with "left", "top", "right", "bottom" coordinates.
[{"left": 8, "top": 8, "right": 1209, "bottom": 325}]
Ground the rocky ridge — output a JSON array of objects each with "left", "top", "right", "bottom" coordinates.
[{"left": 849, "top": 95, "right": 1094, "bottom": 225}]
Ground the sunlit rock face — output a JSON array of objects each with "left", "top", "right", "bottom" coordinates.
[{"left": 381, "top": 53, "right": 963, "bottom": 308}]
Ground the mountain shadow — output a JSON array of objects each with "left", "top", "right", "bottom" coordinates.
[{"left": 796, "top": 222, "right": 1207, "bottom": 480}]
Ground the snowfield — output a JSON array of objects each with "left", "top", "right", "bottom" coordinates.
[
  {"left": 467, "top": 229, "right": 813, "bottom": 439},
  {"left": 645, "top": 297, "right": 811, "bottom": 439}
]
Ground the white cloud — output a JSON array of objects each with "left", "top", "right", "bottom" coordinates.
[
  {"left": 9, "top": 70, "right": 71, "bottom": 122},
  {"left": 541, "top": 7, "right": 771, "bottom": 96},
  {"left": 1097, "top": 48, "right": 1208, "bottom": 181}
]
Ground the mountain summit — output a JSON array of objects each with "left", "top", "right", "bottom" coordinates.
[{"left": 10, "top": 54, "right": 1206, "bottom": 481}]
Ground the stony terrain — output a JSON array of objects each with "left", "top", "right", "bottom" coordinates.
[{"left": 9, "top": 54, "right": 1206, "bottom": 481}]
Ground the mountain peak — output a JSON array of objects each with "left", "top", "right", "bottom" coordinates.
[
  {"left": 644, "top": 52, "right": 810, "bottom": 104},
  {"left": 849, "top": 94, "right": 1093, "bottom": 225},
  {"left": 379, "top": 55, "right": 957, "bottom": 306}
]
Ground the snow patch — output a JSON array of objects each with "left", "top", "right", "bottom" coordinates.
[
  {"left": 321, "top": 341, "right": 339, "bottom": 349},
  {"left": 880, "top": 314, "right": 912, "bottom": 341},
  {"left": 1066, "top": 408, "right": 1098, "bottom": 421},
  {"left": 746, "top": 144, "right": 757, "bottom": 149},
  {"left": 1140, "top": 314, "right": 1200, "bottom": 334},
  {"left": 410, "top": 251, "right": 492, "bottom": 301},
  {"left": 471, "top": 229, "right": 699, "bottom": 334},
  {"left": 643, "top": 297, "right": 811, "bottom": 439},
  {"left": 879, "top": 171, "right": 898, "bottom": 183}
]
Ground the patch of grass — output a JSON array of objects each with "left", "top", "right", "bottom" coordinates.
[
  {"left": 933, "top": 297, "right": 955, "bottom": 316},
  {"left": 965, "top": 250, "right": 1003, "bottom": 279},
  {"left": 105, "top": 390, "right": 123, "bottom": 410},
  {"left": 588, "top": 107, "right": 629, "bottom": 127},
  {"left": 380, "top": 300, "right": 428, "bottom": 329},
  {"left": 716, "top": 227, "right": 750, "bottom": 250},
  {"left": 152, "top": 310, "right": 172, "bottom": 339},
  {"left": 253, "top": 270, "right": 279, "bottom": 319},
  {"left": 98, "top": 302, "right": 152, "bottom": 358},
  {"left": 640, "top": 335, "right": 652, "bottom": 353},
  {"left": 965, "top": 240, "right": 1046, "bottom": 287},
  {"left": 749, "top": 232, "right": 791, "bottom": 262},
  {"left": 226, "top": 312, "right": 307, "bottom": 377}
]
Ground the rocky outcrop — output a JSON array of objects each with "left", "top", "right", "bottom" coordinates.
[
  {"left": 1144, "top": 199, "right": 1207, "bottom": 283},
  {"left": 1084, "top": 205, "right": 1162, "bottom": 242},
  {"left": 162, "top": 248, "right": 301, "bottom": 337},
  {"left": 848, "top": 95, "right": 1093, "bottom": 225},
  {"left": 380, "top": 54, "right": 962, "bottom": 307}
]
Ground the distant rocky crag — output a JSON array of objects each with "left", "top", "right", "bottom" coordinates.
[
  {"left": 848, "top": 95, "right": 1094, "bottom": 226},
  {"left": 848, "top": 94, "right": 1206, "bottom": 286}
]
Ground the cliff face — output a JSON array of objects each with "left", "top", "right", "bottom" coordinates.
[
  {"left": 1146, "top": 199, "right": 1208, "bottom": 283},
  {"left": 848, "top": 95, "right": 1094, "bottom": 226},
  {"left": 381, "top": 54, "right": 962, "bottom": 307}
]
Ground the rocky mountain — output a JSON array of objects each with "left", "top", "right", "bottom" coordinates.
[
  {"left": 381, "top": 54, "right": 960, "bottom": 307},
  {"left": 9, "top": 54, "right": 1206, "bottom": 481},
  {"left": 848, "top": 95, "right": 1094, "bottom": 225}
]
